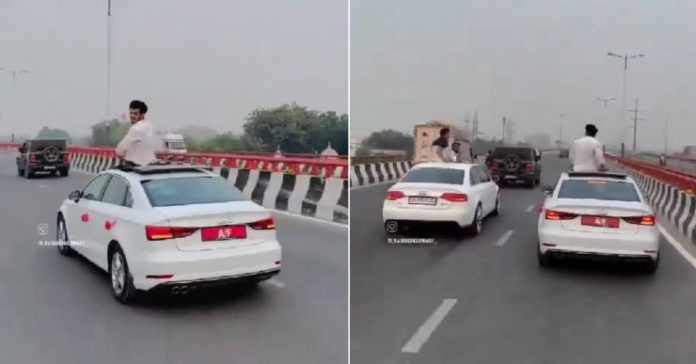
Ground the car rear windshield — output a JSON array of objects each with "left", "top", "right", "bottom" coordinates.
[
  {"left": 141, "top": 176, "right": 246, "bottom": 207},
  {"left": 494, "top": 148, "right": 532, "bottom": 159},
  {"left": 401, "top": 167, "right": 465, "bottom": 185},
  {"left": 558, "top": 179, "right": 641, "bottom": 202}
]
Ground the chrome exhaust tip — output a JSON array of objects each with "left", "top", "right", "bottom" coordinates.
[
  {"left": 171, "top": 286, "right": 180, "bottom": 295},
  {"left": 179, "top": 286, "right": 189, "bottom": 295}
]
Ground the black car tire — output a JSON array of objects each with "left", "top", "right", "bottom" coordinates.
[
  {"left": 109, "top": 245, "right": 138, "bottom": 304},
  {"left": 59, "top": 169, "right": 69, "bottom": 177},
  {"left": 642, "top": 255, "right": 659, "bottom": 274},
  {"left": 57, "top": 215, "right": 74, "bottom": 257},
  {"left": 467, "top": 204, "right": 483, "bottom": 235},
  {"left": 527, "top": 177, "right": 535, "bottom": 188},
  {"left": 538, "top": 247, "right": 553, "bottom": 267}
]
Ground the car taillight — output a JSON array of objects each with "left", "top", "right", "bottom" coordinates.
[
  {"left": 525, "top": 163, "right": 534, "bottom": 174},
  {"left": 386, "top": 191, "right": 406, "bottom": 200},
  {"left": 30, "top": 155, "right": 37, "bottom": 163},
  {"left": 146, "top": 226, "right": 198, "bottom": 241},
  {"left": 623, "top": 216, "right": 655, "bottom": 226},
  {"left": 545, "top": 210, "right": 578, "bottom": 220},
  {"left": 440, "top": 193, "right": 468, "bottom": 202},
  {"left": 64, "top": 154, "right": 70, "bottom": 162},
  {"left": 248, "top": 217, "right": 276, "bottom": 230}
]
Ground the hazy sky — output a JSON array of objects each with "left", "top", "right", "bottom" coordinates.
[
  {"left": 0, "top": 0, "right": 347, "bottom": 137},
  {"left": 352, "top": 0, "right": 696, "bottom": 151}
]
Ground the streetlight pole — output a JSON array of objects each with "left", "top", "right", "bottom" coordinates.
[
  {"left": 596, "top": 97, "right": 615, "bottom": 108},
  {"left": 0, "top": 67, "right": 30, "bottom": 128},
  {"left": 559, "top": 113, "right": 565, "bottom": 144},
  {"left": 107, "top": 0, "right": 112, "bottom": 119},
  {"left": 607, "top": 52, "right": 644, "bottom": 145}
]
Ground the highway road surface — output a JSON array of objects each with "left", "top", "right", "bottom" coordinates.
[
  {"left": 0, "top": 155, "right": 347, "bottom": 364},
  {"left": 351, "top": 153, "right": 696, "bottom": 364}
]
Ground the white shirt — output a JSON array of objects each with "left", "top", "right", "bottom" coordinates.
[
  {"left": 115, "top": 119, "right": 157, "bottom": 166},
  {"left": 570, "top": 136, "right": 606, "bottom": 171}
]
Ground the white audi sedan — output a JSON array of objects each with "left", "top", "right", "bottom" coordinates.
[
  {"left": 537, "top": 171, "right": 659, "bottom": 272},
  {"left": 57, "top": 164, "right": 282, "bottom": 304},
  {"left": 382, "top": 163, "right": 500, "bottom": 235}
]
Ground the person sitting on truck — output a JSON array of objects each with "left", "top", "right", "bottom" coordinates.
[
  {"left": 116, "top": 100, "right": 157, "bottom": 167},
  {"left": 569, "top": 123, "right": 607, "bottom": 172},
  {"left": 431, "top": 127, "right": 450, "bottom": 162}
]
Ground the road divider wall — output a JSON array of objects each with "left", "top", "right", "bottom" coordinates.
[
  {"left": 1, "top": 144, "right": 348, "bottom": 224},
  {"left": 607, "top": 154, "right": 696, "bottom": 244}
]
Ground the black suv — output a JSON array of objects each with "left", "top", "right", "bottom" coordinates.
[
  {"left": 487, "top": 146, "right": 541, "bottom": 188},
  {"left": 17, "top": 139, "right": 71, "bottom": 178}
]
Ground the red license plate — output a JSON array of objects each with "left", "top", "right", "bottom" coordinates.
[
  {"left": 201, "top": 226, "right": 247, "bottom": 241},
  {"left": 581, "top": 216, "right": 619, "bottom": 228}
]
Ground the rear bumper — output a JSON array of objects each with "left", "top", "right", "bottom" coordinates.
[
  {"left": 131, "top": 240, "right": 282, "bottom": 291},
  {"left": 383, "top": 203, "right": 474, "bottom": 227},
  {"left": 538, "top": 226, "right": 659, "bottom": 260},
  {"left": 28, "top": 163, "right": 70, "bottom": 171},
  {"left": 149, "top": 268, "right": 280, "bottom": 293}
]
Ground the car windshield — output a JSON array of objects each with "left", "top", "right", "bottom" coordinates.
[
  {"left": 141, "top": 176, "right": 246, "bottom": 207},
  {"left": 558, "top": 179, "right": 641, "bottom": 202},
  {"left": 494, "top": 148, "right": 532, "bottom": 159},
  {"left": 401, "top": 167, "right": 465, "bottom": 185}
]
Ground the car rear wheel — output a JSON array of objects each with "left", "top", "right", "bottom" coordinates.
[
  {"left": 491, "top": 196, "right": 500, "bottom": 217},
  {"left": 467, "top": 204, "right": 483, "bottom": 235},
  {"left": 57, "top": 215, "right": 73, "bottom": 256},
  {"left": 538, "top": 246, "right": 553, "bottom": 267},
  {"left": 109, "top": 245, "right": 138, "bottom": 304},
  {"left": 642, "top": 255, "right": 659, "bottom": 274},
  {"left": 58, "top": 169, "right": 69, "bottom": 177}
]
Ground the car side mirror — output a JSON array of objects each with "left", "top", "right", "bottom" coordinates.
[
  {"left": 542, "top": 185, "right": 553, "bottom": 195},
  {"left": 68, "top": 190, "right": 82, "bottom": 202}
]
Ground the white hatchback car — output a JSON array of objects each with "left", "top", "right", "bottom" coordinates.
[
  {"left": 537, "top": 171, "right": 659, "bottom": 272},
  {"left": 57, "top": 164, "right": 282, "bottom": 303},
  {"left": 382, "top": 163, "right": 500, "bottom": 235}
]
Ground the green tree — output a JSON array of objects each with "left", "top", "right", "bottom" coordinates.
[
  {"left": 362, "top": 129, "right": 414, "bottom": 156},
  {"left": 90, "top": 119, "right": 128, "bottom": 147},
  {"left": 35, "top": 127, "right": 72, "bottom": 142},
  {"left": 243, "top": 104, "right": 348, "bottom": 155}
]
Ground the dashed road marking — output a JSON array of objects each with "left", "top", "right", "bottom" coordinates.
[
  {"left": 658, "top": 224, "right": 696, "bottom": 270},
  {"left": 38, "top": 184, "right": 50, "bottom": 191},
  {"left": 402, "top": 298, "right": 457, "bottom": 354},
  {"left": 495, "top": 230, "right": 515, "bottom": 247},
  {"left": 526, "top": 204, "right": 535, "bottom": 212},
  {"left": 267, "top": 279, "right": 286, "bottom": 288}
]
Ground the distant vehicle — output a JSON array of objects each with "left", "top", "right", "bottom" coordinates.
[
  {"left": 382, "top": 162, "right": 500, "bottom": 235},
  {"left": 156, "top": 133, "right": 187, "bottom": 160},
  {"left": 537, "top": 171, "right": 659, "bottom": 272},
  {"left": 16, "top": 139, "right": 70, "bottom": 178},
  {"left": 57, "top": 164, "right": 282, "bottom": 304},
  {"left": 488, "top": 146, "right": 541, "bottom": 188},
  {"left": 559, "top": 149, "right": 570, "bottom": 158},
  {"left": 413, "top": 122, "right": 473, "bottom": 163}
]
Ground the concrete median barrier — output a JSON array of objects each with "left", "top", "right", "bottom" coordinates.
[
  {"left": 608, "top": 155, "right": 696, "bottom": 244},
  {"left": 350, "top": 160, "right": 412, "bottom": 187},
  {"left": 0, "top": 144, "right": 348, "bottom": 224}
]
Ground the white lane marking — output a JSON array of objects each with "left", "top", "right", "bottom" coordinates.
[
  {"left": 495, "top": 230, "right": 515, "bottom": 246},
  {"left": 37, "top": 184, "right": 50, "bottom": 190},
  {"left": 658, "top": 224, "right": 696, "bottom": 270},
  {"left": 267, "top": 279, "right": 286, "bottom": 288},
  {"left": 402, "top": 298, "right": 457, "bottom": 354},
  {"left": 526, "top": 204, "right": 535, "bottom": 213}
]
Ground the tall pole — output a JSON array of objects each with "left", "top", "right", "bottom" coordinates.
[
  {"left": 608, "top": 52, "right": 644, "bottom": 145},
  {"left": 107, "top": 0, "right": 112, "bottom": 119},
  {"left": 559, "top": 113, "right": 565, "bottom": 144},
  {"left": 664, "top": 115, "right": 669, "bottom": 154},
  {"left": 627, "top": 98, "right": 643, "bottom": 152},
  {"left": 502, "top": 116, "right": 506, "bottom": 144}
]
